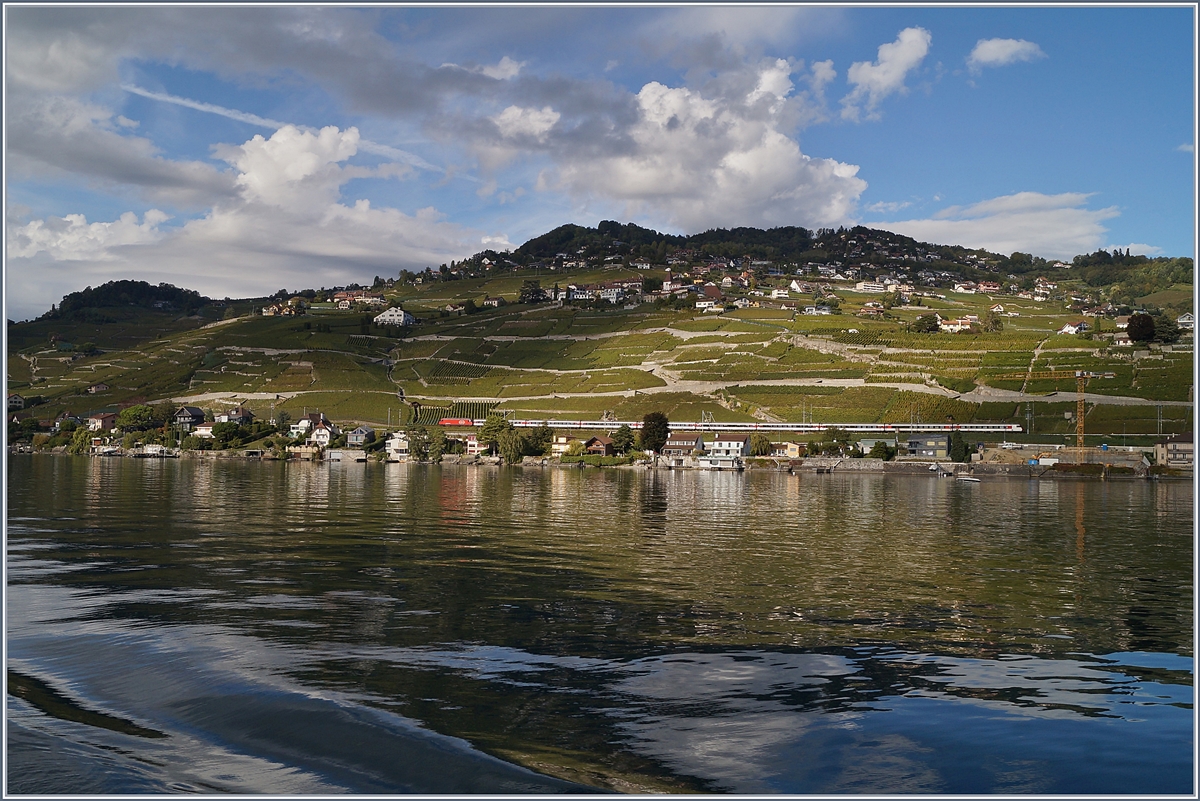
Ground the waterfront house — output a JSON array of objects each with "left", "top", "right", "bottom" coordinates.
[
  {"left": 584, "top": 436, "right": 616, "bottom": 457},
  {"left": 348, "top": 426, "right": 376, "bottom": 446},
  {"left": 385, "top": 431, "right": 411, "bottom": 461},
  {"left": 906, "top": 435, "right": 950, "bottom": 459},
  {"left": 550, "top": 434, "right": 578, "bottom": 457},
  {"left": 87, "top": 412, "right": 117, "bottom": 432},
  {"left": 698, "top": 433, "right": 749, "bottom": 469},
  {"left": 1155, "top": 433, "right": 1194, "bottom": 470},
  {"left": 174, "top": 406, "right": 206, "bottom": 431},
  {"left": 192, "top": 422, "right": 216, "bottom": 439},
  {"left": 307, "top": 421, "right": 338, "bottom": 447},
  {"left": 463, "top": 434, "right": 488, "bottom": 457},
  {"left": 661, "top": 434, "right": 704, "bottom": 459}
]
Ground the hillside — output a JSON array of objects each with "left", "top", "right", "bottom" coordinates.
[{"left": 7, "top": 223, "right": 1194, "bottom": 448}]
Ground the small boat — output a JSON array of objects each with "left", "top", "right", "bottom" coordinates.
[{"left": 955, "top": 475, "right": 981, "bottom": 483}]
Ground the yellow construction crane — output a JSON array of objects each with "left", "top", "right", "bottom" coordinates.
[{"left": 996, "top": 370, "right": 1116, "bottom": 449}]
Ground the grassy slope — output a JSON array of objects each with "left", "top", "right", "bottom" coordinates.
[{"left": 7, "top": 270, "right": 1193, "bottom": 440}]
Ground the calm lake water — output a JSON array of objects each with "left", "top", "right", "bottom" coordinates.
[{"left": 6, "top": 455, "right": 1194, "bottom": 794}]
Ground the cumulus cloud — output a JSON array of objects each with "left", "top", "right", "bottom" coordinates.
[
  {"left": 8, "top": 210, "right": 171, "bottom": 261},
  {"left": 491, "top": 106, "right": 561, "bottom": 142},
  {"left": 865, "top": 200, "right": 912, "bottom": 214},
  {"left": 1106, "top": 242, "right": 1164, "bottom": 256},
  {"left": 1177, "top": 143, "right": 1194, "bottom": 153},
  {"left": 883, "top": 192, "right": 1119, "bottom": 260},
  {"left": 548, "top": 71, "right": 867, "bottom": 232},
  {"left": 841, "top": 27, "right": 931, "bottom": 121},
  {"left": 6, "top": 125, "right": 484, "bottom": 320},
  {"left": 967, "top": 38, "right": 1046, "bottom": 74}
]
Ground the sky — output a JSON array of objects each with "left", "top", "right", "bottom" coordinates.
[{"left": 4, "top": 4, "right": 1196, "bottom": 321}]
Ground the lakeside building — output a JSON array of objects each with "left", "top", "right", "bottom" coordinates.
[{"left": 1155, "top": 433, "right": 1194, "bottom": 470}]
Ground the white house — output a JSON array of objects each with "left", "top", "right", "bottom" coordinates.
[
  {"left": 1177, "top": 313, "right": 1195, "bottom": 331},
  {"left": 385, "top": 431, "right": 411, "bottom": 461},
  {"left": 1058, "top": 321, "right": 1089, "bottom": 335},
  {"left": 374, "top": 307, "right": 415, "bottom": 326},
  {"left": 855, "top": 281, "right": 886, "bottom": 293},
  {"left": 308, "top": 421, "right": 338, "bottom": 446},
  {"left": 702, "top": 433, "right": 750, "bottom": 469}
]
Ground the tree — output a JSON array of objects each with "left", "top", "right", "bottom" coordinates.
[
  {"left": 405, "top": 427, "right": 430, "bottom": 461},
  {"left": 1151, "top": 313, "right": 1180, "bottom": 344},
  {"left": 612, "top": 424, "right": 635, "bottom": 454},
  {"left": 749, "top": 432, "right": 772, "bottom": 456},
  {"left": 497, "top": 429, "right": 527, "bottom": 464},
  {"left": 949, "top": 431, "right": 968, "bottom": 463},
  {"left": 478, "top": 414, "right": 514, "bottom": 453},
  {"left": 868, "top": 441, "right": 896, "bottom": 460},
  {"left": 427, "top": 428, "right": 446, "bottom": 462},
  {"left": 525, "top": 423, "right": 554, "bottom": 456},
  {"left": 565, "top": 440, "right": 586, "bottom": 456},
  {"left": 640, "top": 412, "right": 670, "bottom": 454},
  {"left": 274, "top": 410, "right": 291, "bottom": 432},
  {"left": 912, "top": 313, "right": 940, "bottom": 333},
  {"left": 211, "top": 421, "right": 241, "bottom": 445},
  {"left": 1127, "top": 313, "right": 1156, "bottom": 342},
  {"left": 518, "top": 280, "right": 548, "bottom": 304},
  {"left": 115, "top": 404, "right": 157, "bottom": 432},
  {"left": 981, "top": 310, "right": 1004, "bottom": 333}
]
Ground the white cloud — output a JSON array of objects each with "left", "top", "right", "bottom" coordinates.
[
  {"left": 491, "top": 105, "right": 561, "bottom": 142},
  {"left": 1177, "top": 143, "right": 1194, "bottom": 153},
  {"left": 6, "top": 125, "right": 483, "bottom": 320},
  {"left": 865, "top": 200, "right": 912, "bottom": 214},
  {"left": 841, "top": 27, "right": 931, "bottom": 122},
  {"left": 1106, "top": 242, "right": 1164, "bottom": 256},
  {"left": 7, "top": 210, "right": 171, "bottom": 261},
  {"left": 967, "top": 38, "right": 1046, "bottom": 74},
  {"left": 883, "top": 191, "right": 1119, "bottom": 260},
  {"left": 641, "top": 7, "right": 842, "bottom": 49},
  {"left": 481, "top": 56, "right": 524, "bottom": 80},
  {"left": 549, "top": 73, "right": 866, "bottom": 232},
  {"left": 7, "top": 95, "right": 237, "bottom": 209}
]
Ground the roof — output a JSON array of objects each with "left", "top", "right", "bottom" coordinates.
[
  {"left": 712, "top": 433, "right": 750, "bottom": 443},
  {"left": 176, "top": 405, "right": 205, "bottom": 416}
]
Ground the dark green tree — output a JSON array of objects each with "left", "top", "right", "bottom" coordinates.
[
  {"left": 478, "top": 414, "right": 514, "bottom": 453},
  {"left": 518, "top": 280, "right": 548, "bottom": 304},
  {"left": 115, "top": 404, "right": 157, "bottom": 432},
  {"left": 1127, "top": 313, "right": 1156, "bottom": 342},
  {"left": 405, "top": 427, "right": 430, "bottom": 461},
  {"left": 1151, "top": 313, "right": 1180, "bottom": 344},
  {"left": 612, "top": 424, "right": 635, "bottom": 454},
  {"left": 949, "top": 432, "right": 968, "bottom": 463},
  {"left": 749, "top": 432, "right": 773, "bottom": 456},
  {"left": 868, "top": 441, "right": 896, "bottom": 460},
  {"left": 427, "top": 428, "right": 446, "bottom": 462},
  {"left": 912, "top": 313, "right": 940, "bottom": 333},
  {"left": 525, "top": 423, "right": 554, "bottom": 456},
  {"left": 640, "top": 412, "right": 670, "bottom": 454}
]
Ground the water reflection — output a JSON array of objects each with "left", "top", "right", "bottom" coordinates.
[{"left": 6, "top": 456, "right": 1193, "bottom": 794}]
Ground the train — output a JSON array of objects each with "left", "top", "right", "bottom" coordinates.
[{"left": 444, "top": 419, "right": 1024, "bottom": 434}]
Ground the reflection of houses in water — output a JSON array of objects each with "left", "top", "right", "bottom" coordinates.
[
  {"left": 438, "top": 466, "right": 482, "bottom": 524},
  {"left": 286, "top": 461, "right": 330, "bottom": 512}
]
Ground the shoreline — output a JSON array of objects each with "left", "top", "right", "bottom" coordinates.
[{"left": 10, "top": 448, "right": 1192, "bottom": 480}]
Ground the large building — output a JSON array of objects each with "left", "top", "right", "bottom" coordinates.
[{"left": 1155, "top": 433, "right": 1194, "bottom": 470}]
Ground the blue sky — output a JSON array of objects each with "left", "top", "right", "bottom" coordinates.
[{"left": 5, "top": 4, "right": 1196, "bottom": 320}]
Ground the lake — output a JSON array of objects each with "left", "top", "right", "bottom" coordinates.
[{"left": 5, "top": 455, "right": 1193, "bottom": 793}]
